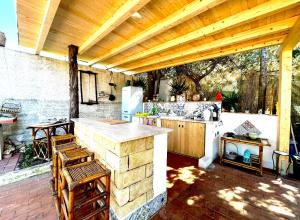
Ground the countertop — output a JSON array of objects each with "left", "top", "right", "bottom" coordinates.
[
  {"left": 72, "top": 118, "right": 172, "bottom": 143},
  {"left": 133, "top": 115, "right": 220, "bottom": 124}
]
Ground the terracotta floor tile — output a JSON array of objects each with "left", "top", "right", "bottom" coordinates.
[{"left": 0, "top": 153, "right": 300, "bottom": 220}]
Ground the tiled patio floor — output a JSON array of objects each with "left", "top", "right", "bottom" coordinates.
[
  {"left": 0, "top": 153, "right": 299, "bottom": 220},
  {"left": 0, "top": 153, "right": 20, "bottom": 174},
  {"left": 153, "top": 153, "right": 300, "bottom": 220}
]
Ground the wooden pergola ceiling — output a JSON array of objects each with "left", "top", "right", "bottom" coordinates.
[{"left": 17, "top": 0, "right": 300, "bottom": 74}]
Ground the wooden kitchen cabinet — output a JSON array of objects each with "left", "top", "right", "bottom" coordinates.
[
  {"left": 161, "top": 119, "right": 205, "bottom": 158},
  {"left": 161, "top": 119, "right": 179, "bottom": 153}
]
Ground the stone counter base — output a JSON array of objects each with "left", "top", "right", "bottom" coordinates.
[
  {"left": 75, "top": 122, "right": 157, "bottom": 219},
  {"left": 110, "top": 191, "right": 167, "bottom": 220}
]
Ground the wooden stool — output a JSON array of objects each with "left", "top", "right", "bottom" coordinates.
[
  {"left": 57, "top": 148, "right": 94, "bottom": 214},
  {"left": 51, "top": 134, "right": 78, "bottom": 194},
  {"left": 60, "top": 160, "right": 111, "bottom": 220},
  {"left": 272, "top": 150, "right": 292, "bottom": 177}
]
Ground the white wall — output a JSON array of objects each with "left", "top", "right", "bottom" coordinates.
[{"left": 220, "top": 112, "right": 278, "bottom": 169}]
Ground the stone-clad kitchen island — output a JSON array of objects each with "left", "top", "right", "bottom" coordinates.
[{"left": 72, "top": 118, "right": 172, "bottom": 220}]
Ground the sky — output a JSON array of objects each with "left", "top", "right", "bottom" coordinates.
[{"left": 0, "top": 0, "right": 18, "bottom": 48}]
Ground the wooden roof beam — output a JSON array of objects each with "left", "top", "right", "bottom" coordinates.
[
  {"left": 281, "top": 16, "right": 300, "bottom": 51},
  {"left": 88, "top": 0, "right": 226, "bottom": 65},
  {"left": 124, "top": 17, "right": 298, "bottom": 70},
  {"left": 78, "top": 0, "right": 151, "bottom": 55},
  {"left": 131, "top": 35, "right": 286, "bottom": 74},
  {"left": 35, "top": 0, "right": 61, "bottom": 54},
  {"left": 109, "top": 0, "right": 300, "bottom": 68}
]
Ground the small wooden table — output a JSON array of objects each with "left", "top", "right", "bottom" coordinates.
[
  {"left": 219, "top": 136, "right": 270, "bottom": 176},
  {"left": 27, "top": 122, "right": 71, "bottom": 160}
]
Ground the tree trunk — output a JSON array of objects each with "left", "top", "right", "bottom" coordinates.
[
  {"left": 258, "top": 48, "right": 268, "bottom": 113},
  {"left": 147, "top": 72, "right": 155, "bottom": 100},
  {"left": 68, "top": 45, "right": 79, "bottom": 133},
  {"left": 155, "top": 71, "right": 161, "bottom": 96}
]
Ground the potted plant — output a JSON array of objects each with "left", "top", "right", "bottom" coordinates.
[
  {"left": 169, "top": 77, "right": 189, "bottom": 101},
  {"left": 222, "top": 91, "right": 240, "bottom": 112}
]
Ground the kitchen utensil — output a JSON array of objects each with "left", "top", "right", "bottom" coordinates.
[{"left": 248, "top": 132, "right": 258, "bottom": 139}]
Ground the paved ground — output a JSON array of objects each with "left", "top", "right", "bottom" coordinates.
[
  {"left": 0, "top": 172, "right": 56, "bottom": 219},
  {"left": 0, "top": 153, "right": 20, "bottom": 174},
  {"left": 153, "top": 153, "right": 300, "bottom": 220},
  {"left": 0, "top": 153, "right": 299, "bottom": 220}
]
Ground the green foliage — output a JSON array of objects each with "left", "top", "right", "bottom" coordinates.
[
  {"left": 222, "top": 91, "right": 241, "bottom": 112},
  {"left": 133, "top": 76, "right": 147, "bottom": 90},
  {"left": 19, "top": 144, "right": 34, "bottom": 169},
  {"left": 125, "top": 80, "right": 131, "bottom": 87},
  {"left": 168, "top": 77, "right": 189, "bottom": 96},
  {"left": 293, "top": 48, "right": 300, "bottom": 58}
]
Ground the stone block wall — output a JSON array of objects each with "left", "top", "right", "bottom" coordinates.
[
  {"left": 74, "top": 123, "right": 154, "bottom": 219},
  {"left": 0, "top": 47, "right": 130, "bottom": 142}
]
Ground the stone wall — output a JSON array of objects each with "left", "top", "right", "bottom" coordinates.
[
  {"left": 75, "top": 123, "right": 155, "bottom": 219},
  {"left": 0, "top": 47, "right": 130, "bottom": 143}
]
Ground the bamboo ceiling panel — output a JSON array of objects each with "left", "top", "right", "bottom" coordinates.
[
  {"left": 102, "top": 0, "right": 299, "bottom": 68},
  {"left": 103, "top": 0, "right": 269, "bottom": 63},
  {"left": 16, "top": 0, "right": 300, "bottom": 73},
  {"left": 83, "top": 0, "right": 203, "bottom": 59},
  {"left": 17, "top": 0, "right": 48, "bottom": 48},
  {"left": 131, "top": 32, "right": 288, "bottom": 73},
  {"left": 119, "top": 11, "right": 300, "bottom": 70},
  {"left": 43, "top": 0, "right": 128, "bottom": 55}
]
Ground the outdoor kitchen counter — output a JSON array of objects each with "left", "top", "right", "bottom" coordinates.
[
  {"left": 72, "top": 118, "right": 171, "bottom": 220},
  {"left": 72, "top": 117, "right": 171, "bottom": 143}
]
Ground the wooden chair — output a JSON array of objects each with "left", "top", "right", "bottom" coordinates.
[
  {"left": 57, "top": 148, "right": 94, "bottom": 214},
  {"left": 51, "top": 134, "right": 78, "bottom": 194},
  {"left": 60, "top": 160, "right": 111, "bottom": 220}
]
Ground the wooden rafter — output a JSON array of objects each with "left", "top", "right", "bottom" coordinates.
[
  {"left": 281, "top": 16, "right": 300, "bottom": 51},
  {"left": 130, "top": 34, "right": 286, "bottom": 74},
  {"left": 124, "top": 17, "right": 298, "bottom": 70},
  {"left": 35, "top": 0, "right": 61, "bottom": 54},
  {"left": 109, "top": 0, "right": 300, "bottom": 69},
  {"left": 87, "top": 0, "right": 226, "bottom": 65},
  {"left": 78, "top": 0, "right": 151, "bottom": 55}
]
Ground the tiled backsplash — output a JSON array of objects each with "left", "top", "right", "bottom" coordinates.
[{"left": 143, "top": 101, "right": 221, "bottom": 118}]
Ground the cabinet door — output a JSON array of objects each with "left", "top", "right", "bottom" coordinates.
[
  {"left": 161, "top": 119, "right": 179, "bottom": 153},
  {"left": 181, "top": 122, "right": 205, "bottom": 158}
]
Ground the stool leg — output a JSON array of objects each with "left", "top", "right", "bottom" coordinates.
[
  {"left": 276, "top": 154, "right": 280, "bottom": 178},
  {"left": 54, "top": 154, "right": 58, "bottom": 192},
  {"left": 69, "top": 190, "right": 75, "bottom": 220},
  {"left": 105, "top": 175, "right": 111, "bottom": 220},
  {"left": 57, "top": 158, "right": 62, "bottom": 213},
  {"left": 286, "top": 156, "right": 292, "bottom": 176},
  {"left": 60, "top": 172, "right": 66, "bottom": 220},
  {"left": 92, "top": 181, "right": 96, "bottom": 220},
  {"left": 272, "top": 151, "right": 275, "bottom": 171}
]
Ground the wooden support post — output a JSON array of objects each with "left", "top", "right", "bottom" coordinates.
[
  {"left": 147, "top": 72, "right": 155, "bottom": 101},
  {"left": 277, "top": 49, "right": 292, "bottom": 174},
  {"left": 68, "top": 45, "right": 79, "bottom": 133}
]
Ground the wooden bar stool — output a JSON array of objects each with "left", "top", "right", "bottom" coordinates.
[
  {"left": 60, "top": 160, "right": 111, "bottom": 220},
  {"left": 272, "top": 150, "right": 292, "bottom": 177},
  {"left": 57, "top": 148, "right": 94, "bottom": 214},
  {"left": 51, "top": 134, "right": 79, "bottom": 194}
]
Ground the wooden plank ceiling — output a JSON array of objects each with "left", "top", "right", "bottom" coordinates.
[{"left": 17, "top": 0, "right": 300, "bottom": 74}]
